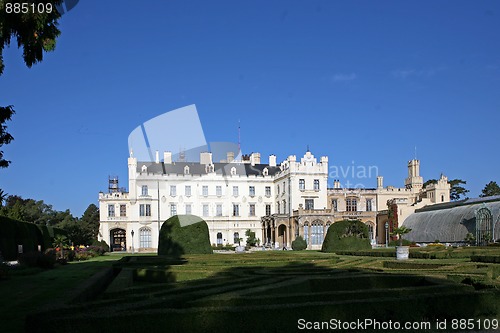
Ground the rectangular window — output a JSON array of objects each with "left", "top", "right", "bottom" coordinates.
[
  {"left": 216, "top": 204, "right": 222, "bottom": 216},
  {"left": 265, "top": 204, "right": 271, "bottom": 216},
  {"left": 233, "top": 186, "right": 239, "bottom": 196},
  {"left": 141, "top": 185, "right": 148, "bottom": 196},
  {"left": 249, "top": 204, "right": 256, "bottom": 216},
  {"left": 314, "top": 179, "right": 320, "bottom": 191},
  {"left": 108, "top": 204, "right": 115, "bottom": 217},
  {"left": 140, "top": 204, "right": 151, "bottom": 217},
  {"left": 332, "top": 199, "right": 338, "bottom": 212},
  {"left": 202, "top": 185, "right": 208, "bottom": 196},
  {"left": 232, "top": 204, "right": 239, "bottom": 216},
  {"left": 346, "top": 198, "right": 357, "bottom": 212},
  {"left": 185, "top": 204, "right": 192, "bottom": 215},
  {"left": 185, "top": 185, "right": 191, "bottom": 197},
  {"left": 120, "top": 204, "right": 126, "bottom": 217},
  {"left": 170, "top": 185, "right": 176, "bottom": 196},
  {"left": 265, "top": 186, "right": 271, "bottom": 197},
  {"left": 299, "top": 179, "right": 305, "bottom": 191},
  {"left": 139, "top": 228, "right": 152, "bottom": 248},
  {"left": 366, "top": 199, "right": 372, "bottom": 212},
  {"left": 283, "top": 181, "right": 286, "bottom": 193},
  {"left": 216, "top": 185, "right": 222, "bottom": 196},
  {"left": 249, "top": 186, "right": 255, "bottom": 197},
  {"left": 203, "top": 204, "right": 209, "bottom": 217},
  {"left": 170, "top": 204, "right": 177, "bottom": 216},
  {"left": 305, "top": 199, "right": 314, "bottom": 210}
]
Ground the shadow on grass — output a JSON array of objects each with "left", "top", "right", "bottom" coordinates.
[{"left": 25, "top": 256, "right": 500, "bottom": 333}]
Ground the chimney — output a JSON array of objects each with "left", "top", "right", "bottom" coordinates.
[
  {"left": 163, "top": 151, "right": 172, "bottom": 164},
  {"left": 377, "top": 176, "right": 383, "bottom": 189},
  {"left": 155, "top": 150, "right": 160, "bottom": 163},
  {"left": 200, "top": 152, "right": 213, "bottom": 165},
  {"left": 250, "top": 152, "right": 261, "bottom": 166},
  {"left": 269, "top": 154, "right": 276, "bottom": 167},
  {"left": 253, "top": 152, "right": 261, "bottom": 164},
  {"left": 334, "top": 180, "right": 341, "bottom": 188},
  {"left": 227, "top": 152, "right": 234, "bottom": 163}
]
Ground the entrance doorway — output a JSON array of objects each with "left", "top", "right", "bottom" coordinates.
[
  {"left": 277, "top": 224, "right": 287, "bottom": 248},
  {"left": 110, "top": 228, "right": 126, "bottom": 252}
]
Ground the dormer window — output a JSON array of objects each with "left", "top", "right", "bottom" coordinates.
[
  {"left": 206, "top": 164, "right": 214, "bottom": 173},
  {"left": 263, "top": 168, "right": 268, "bottom": 176},
  {"left": 184, "top": 165, "right": 190, "bottom": 175},
  {"left": 141, "top": 165, "right": 147, "bottom": 172},
  {"left": 231, "top": 167, "right": 237, "bottom": 176}
]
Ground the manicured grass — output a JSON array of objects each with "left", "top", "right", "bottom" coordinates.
[
  {"left": 3, "top": 250, "right": 500, "bottom": 332},
  {"left": 0, "top": 253, "right": 132, "bottom": 333}
]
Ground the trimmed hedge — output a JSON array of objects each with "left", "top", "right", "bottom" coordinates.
[
  {"left": 0, "top": 216, "right": 70, "bottom": 261},
  {"left": 0, "top": 216, "right": 41, "bottom": 260},
  {"left": 322, "top": 220, "right": 371, "bottom": 253},
  {"left": 158, "top": 215, "right": 213, "bottom": 256},
  {"left": 291, "top": 236, "right": 307, "bottom": 251},
  {"left": 470, "top": 255, "right": 500, "bottom": 264}
]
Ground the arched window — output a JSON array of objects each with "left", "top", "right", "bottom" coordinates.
[
  {"left": 263, "top": 168, "right": 268, "bottom": 176},
  {"left": 217, "top": 232, "right": 223, "bottom": 245},
  {"left": 184, "top": 165, "right": 190, "bottom": 175},
  {"left": 230, "top": 167, "right": 236, "bottom": 176},
  {"left": 139, "top": 228, "right": 152, "bottom": 248},
  {"left": 234, "top": 232, "right": 240, "bottom": 244},
  {"left": 141, "top": 165, "right": 147, "bottom": 172},
  {"left": 441, "top": 195, "right": 444, "bottom": 202},
  {"left": 346, "top": 197, "right": 357, "bottom": 212},
  {"left": 366, "top": 223, "right": 374, "bottom": 240},
  {"left": 311, "top": 221, "right": 324, "bottom": 245}
]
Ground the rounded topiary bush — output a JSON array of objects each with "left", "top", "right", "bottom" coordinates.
[
  {"left": 321, "top": 220, "right": 371, "bottom": 253},
  {"left": 158, "top": 215, "right": 213, "bottom": 256},
  {"left": 292, "top": 236, "right": 307, "bottom": 251}
]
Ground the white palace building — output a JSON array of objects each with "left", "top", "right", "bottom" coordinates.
[{"left": 98, "top": 149, "right": 450, "bottom": 251}]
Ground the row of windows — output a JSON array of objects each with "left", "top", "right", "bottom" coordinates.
[
  {"left": 298, "top": 179, "right": 320, "bottom": 191},
  {"left": 141, "top": 185, "right": 272, "bottom": 197},
  {"left": 331, "top": 198, "right": 373, "bottom": 212},
  {"left": 112, "top": 203, "right": 274, "bottom": 218},
  {"left": 108, "top": 204, "right": 127, "bottom": 217},
  {"left": 216, "top": 232, "right": 243, "bottom": 245}
]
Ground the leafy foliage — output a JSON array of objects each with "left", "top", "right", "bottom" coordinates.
[
  {"left": 291, "top": 236, "right": 307, "bottom": 251},
  {"left": 479, "top": 181, "right": 500, "bottom": 198},
  {"left": 0, "top": 105, "right": 15, "bottom": 169},
  {"left": 158, "top": 215, "right": 213, "bottom": 256},
  {"left": 0, "top": 0, "right": 64, "bottom": 75},
  {"left": 390, "top": 226, "right": 413, "bottom": 246},
  {"left": 245, "top": 229, "right": 257, "bottom": 246},
  {"left": 321, "top": 220, "right": 371, "bottom": 252}
]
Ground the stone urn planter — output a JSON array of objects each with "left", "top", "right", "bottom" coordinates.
[
  {"left": 396, "top": 246, "right": 410, "bottom": 260},
  {"left": 391, "top": 226, "right": 412, "bottom": 261}
]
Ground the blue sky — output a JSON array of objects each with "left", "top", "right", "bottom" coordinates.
[{"left": 1, "top": 0, "right": 499, "bottom": 216}]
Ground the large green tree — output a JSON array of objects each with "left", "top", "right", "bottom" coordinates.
[
  {"left": 423, "top": 178, "right": 469, "bottom": 201},
  {"left": 480, "top": 181, "right": 500, "bottom": 198},
  {"left": 79, "top": 203, "right": 100, "bottom": 243},
  {"left": 0, "top": 0, "right": 63, "bottom": 75}
]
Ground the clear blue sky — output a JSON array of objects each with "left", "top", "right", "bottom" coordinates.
[{"left": 1, "top": 1, "right": 499, "bottom": 216}]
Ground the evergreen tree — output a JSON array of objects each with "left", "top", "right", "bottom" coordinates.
[{"left": 480, "top": 181, "right": 500, "bottom": 198}]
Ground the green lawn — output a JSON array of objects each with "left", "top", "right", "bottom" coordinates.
[
  {"left": 0, "top": 253, "right": 130, "bottom": 333},
  {"left": 2, "top": 250, "right": 499, "bottom": 333}
]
